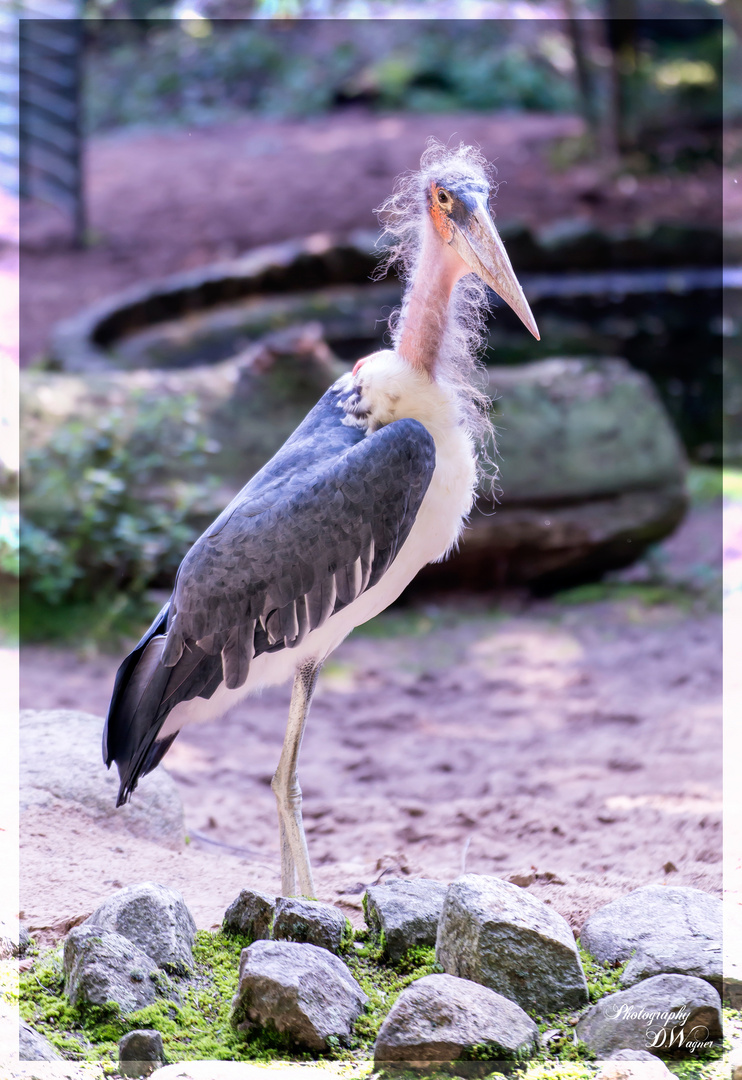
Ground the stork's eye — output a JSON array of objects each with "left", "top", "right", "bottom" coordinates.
[{"left": 437, "top": 189, "right": 450, "bottom": 206}]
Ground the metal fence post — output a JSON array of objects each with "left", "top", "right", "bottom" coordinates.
[{"left": 14, "top": 2, "right": 85, "bottom": 246}]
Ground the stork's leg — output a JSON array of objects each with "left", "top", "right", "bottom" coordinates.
[{"left": 271, "top": 659, "right": 322, "bottom": 897}]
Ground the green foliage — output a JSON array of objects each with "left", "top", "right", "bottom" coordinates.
[
  {"left": 0, "top": 498, "right": 19, "bottom": 577},
  {"left": 687, "top": 466, "right": 723, "bottom": 505},
  {"left": 532, "top": 1022, "right": 595, "bottom": 1066},
  {"left": 18, "top": 591, "right": 159, "bottom": 647},
  {"left": 643, "top": 30, "right": 723, "bottom": 127},
  {"left": 19, "top": 929, "right": 433, "bottom": 1064},
  {"left": 354, "top": 610, "right": 443, "bottom": 640},
  {"left": 85, "top": 22, "right": 578, "bottom": 133},
  {"left": 350, "top": 924, "right": 385, "bottom": 964},
  {"left": 19, "top": 925, "right": 442, "bottom": 1063},
  {"left": 663, "top": 1049, "right": 727, "bottom": 1079},
  {"left": 20, "top": 394, "right": 218, "bottom": 617},
  {"left": 553, "top": 581, "right": 696, "bottom": 609},
  {"left": 356, "top": 33, "right": 574, "bottom": 115},
  {"left": 577, "top": 944, "right": 627, "bottom": 1003},
  {"left": 0, "top": 590, "right": 18, "bottom": 645},
  {"left": 81, "top": 18, "right": 725, "bottom": 174},
  {"left": 0, "top": 505, "right": 18, "bottom": 643},
  {"left": 340, "top": 916, "right": 355, "bottom": 954}
]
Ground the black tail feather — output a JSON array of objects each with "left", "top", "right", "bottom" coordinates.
[{"left": 105, "top": 599, "right": 223, "bottom": 804}]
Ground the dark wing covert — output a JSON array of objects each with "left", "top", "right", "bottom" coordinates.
[{"left": 104, "top": 412, "right": 436, "bottom": 804}]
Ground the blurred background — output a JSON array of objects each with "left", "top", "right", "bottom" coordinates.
[
  {"left": 3, "top": 2, "right": 736, "bottom": 1011},
  {"left": 2, "top": 4, "right": 735, "bottom": 639}
]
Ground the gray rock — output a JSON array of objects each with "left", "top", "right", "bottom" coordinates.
[
  {"left": 447, "top": 483, "right": 686, "bottom": 592},
  {"left": 63, "top": 925, "right": 159, "bottom": 1013},
  {"left": 436, "top": 874, "right": 588, "bottom": 1014},
  {"left": 487, "top": 359, "right": 685, "bottom": 502},
  {"left": 726, "top": 974, "right": 742, "bottom": 1011},
  {"left": 419, "top": 357, "right": 687, "bottom": 591},
  {"left": 19, "top": 1020, "right": 63, "bottom": 1061},
  {"left": 87, "top": 882, "right": 196, "bottom": 974},
  {"left": 622, "top": 939, "right": 723, "bottom": 995},
  {"left": 597, "top": 1055, "right": 674, "bottom": 1080},
  {"left": 581, "top": 886, "right": 722, "bottom": 991},
  {"left": 364, "top": 878, "right": 448, "bottom": 962},
  {"left": 0, "top": 919, "right": 31, "bottom": 959},
  {"left": 373, "top": 973, "right": 538, "bottom": 1066},
  {"left": 608, "top": 1050, "right": 664, "bottom": 1061},
  {"left": 576, "top": 974, "right": 722, "bottom": 1057},
  {"left": 119, "top": 1029, "right": 165, "bottom": 1077},
  {"left": 231, "top": 939, "right": 368, "bottom": 1051},
  {"left": 20, "top": 709, "right": 185, "bottom": 849},
  {"left": 223, "top": 888, "right": 276, "bottom": 940},
  {"left": 273, "top": 897, "right": 350, "bottom": 955}
]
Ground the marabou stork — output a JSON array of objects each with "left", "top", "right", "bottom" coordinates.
[{"left": 103, "top": 141, "right": 539, "bottom": 897}]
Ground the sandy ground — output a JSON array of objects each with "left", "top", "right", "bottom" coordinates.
[{"left": 16, "top": 498, "right": 722, "bottom": 943}]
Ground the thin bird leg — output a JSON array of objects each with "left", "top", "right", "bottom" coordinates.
[{"left": 271, "top": 659, "right": 322, "bottom": 897}]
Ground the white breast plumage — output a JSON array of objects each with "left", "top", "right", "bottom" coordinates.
[{"left": 349, "top": 349, "right": 478, "bottom": 559}]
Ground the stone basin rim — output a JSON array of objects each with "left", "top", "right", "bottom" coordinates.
[
  {"left": 49, "top": 229, "right": 384, "bottom": 374},
  {"left": 47, "top": 227, "right": 734, "bottom": 375}
]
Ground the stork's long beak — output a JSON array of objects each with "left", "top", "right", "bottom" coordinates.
[{"left": 450, "top": 194, "right": 540, "bottom": 340}]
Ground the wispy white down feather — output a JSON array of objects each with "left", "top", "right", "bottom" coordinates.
[{"left": 375, "top": 138, "right": 500, "bottom": 496}]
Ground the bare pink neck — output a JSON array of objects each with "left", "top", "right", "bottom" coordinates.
[{"left": 397, "top": 218, "right": 468, "bottom": 376}]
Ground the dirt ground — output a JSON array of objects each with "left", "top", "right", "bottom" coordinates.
[
  {"left": 14, "top": 108, "right": 731, "bottom": 366},
  {"left": 18, "top": 495, "right": 722, "bottom": 941}
]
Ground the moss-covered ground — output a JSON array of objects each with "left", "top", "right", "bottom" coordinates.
[{"left": 15, "top": 923, "right": 736, "bottom": 1080}]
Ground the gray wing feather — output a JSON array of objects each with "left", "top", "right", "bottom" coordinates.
[
  {"left": 164, "top": 418, "right": 435, "bottom": 689},
  {"left": 106, "top": 413, "right": 436, "bottom": 807},
  {"left": 222, "top": 621, "right": 255, "bottom": 690}
]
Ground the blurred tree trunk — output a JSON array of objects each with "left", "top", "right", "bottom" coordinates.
[
  {"left": 564, "top": 0, "right": 600, "bottom": 148},
  {"left": 605, "top": 0, "right": 639, "bottom": 156}
]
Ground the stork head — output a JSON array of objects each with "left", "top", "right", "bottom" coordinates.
[{"left": 425, "top": 164, "right": 540, "bottom": 340}]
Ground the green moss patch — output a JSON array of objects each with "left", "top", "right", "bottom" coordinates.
[
  {"left": 577, "top": 944, "right": 628, "bottom": 1004},
  {"left": 20, "top": 930, "right": 306, "bottom": 1065},
  {"left": 344, "top": 937, "right": 442, "bottom": 1048},
  {"left": 17, "top": 929, "right": 732, "bottom": 1073},
  {"left": 19, "top": 929, "right": 442, "bottom": 1066},
  {"left": 517, "top": 1065, "right": 594, "bottom": 1080}
]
